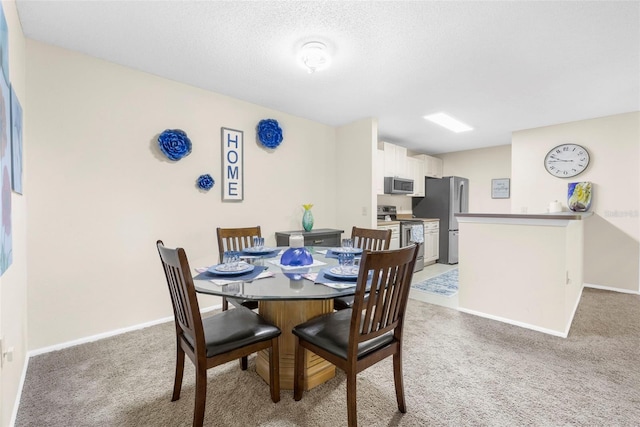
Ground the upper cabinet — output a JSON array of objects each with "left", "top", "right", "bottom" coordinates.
[
  {"left": 406, "top": 156, "right": 425, "bottom": 197},
  {"left": 374, "top": 142, "right": 443, "bottom": 196},
  {"left": 415, "top": 154, "right": 443, "bottom": 178},
  {"left": 382, "top": 142, "right": 408, "bottom": 178},
  {"left": 375, "top": 149, "right": 385, "bottom": 195}
]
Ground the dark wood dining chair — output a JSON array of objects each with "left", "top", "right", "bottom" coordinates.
[
  {"left": 334, "top": 226, "right": 392, "bottom": 311},
  {"left": 292, "top": 243, "right": 418, "bottom": 427},
  {"left": 156, "top": 240, "right": 281, "bottom": 427},
  {"left": 216, "top": 226, "right": 262, "bottom": 311}
]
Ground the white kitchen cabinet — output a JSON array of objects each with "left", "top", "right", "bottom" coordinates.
[
  {"left": 377, "top": 223, "right": 400, "bottom": 250},
  {"left": 375, "top": 149, "right": 385, "bottom": 195},
  {"left": 406, "top": 156, "right": 425, "bottom": 197},
  {"left": 423, "top": 220, "right": 440, "bottom": 265},
  {"left": 414, "top": 154, "right": 443, "bottom": 178},
  {"left": 382, "top": 141, "right": 408, "bottom": 178}
]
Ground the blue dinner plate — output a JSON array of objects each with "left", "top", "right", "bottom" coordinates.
[
  {"left": 207, "top": 263, "right": 255, "bottom": 276},
  {"left": 323, "top": 266, "right": 360, "bottom": 280},
  {"left": 331, "top": 247, "right": 363, "bottom": 255},
  {"left": 242, "top": 247, "right": 279, "bottom": 255}
]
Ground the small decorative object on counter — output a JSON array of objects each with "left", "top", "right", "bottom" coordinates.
[
  {"left": 196, "top": 174, "right": 214, "bottom": 191},
  {"left": 567, "top": 182, "right": 592, "bottom": 212},
  {"left": 157, "top": 129, "right": 192, "bottom": 161},
  {"left": 302, "top": 203, "right": 314, "bottom": 231},
  {"left": 548, "top": 200, "right": 562, "bottom": 213},
  {"left": 257, "top": 119, "right": 283, "bottom": 149},
  {"left": 280, "top": 233, "right": 313, "bottom": 266}
]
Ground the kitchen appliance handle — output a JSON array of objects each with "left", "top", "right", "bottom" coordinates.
[{"left": 458, "top": 180, "right": 465, "bottom": 213}]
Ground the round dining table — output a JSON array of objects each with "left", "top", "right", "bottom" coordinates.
[{"left": 192, "top": 247, "right": 358, "bottom": 391}]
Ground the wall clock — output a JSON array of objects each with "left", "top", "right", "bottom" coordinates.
[{"left": 544, "top": 143, "right": 590, "bottom": 178}]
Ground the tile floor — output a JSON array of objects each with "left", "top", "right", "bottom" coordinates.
[{"left": 409, "top": 262, "right": 459, "bottom": 309}]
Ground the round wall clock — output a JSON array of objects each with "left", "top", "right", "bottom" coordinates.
[{"left": 543, "top": 143, "right": 590, "bottom": 178}]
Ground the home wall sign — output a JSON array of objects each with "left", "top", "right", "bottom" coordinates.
[
  {"left": 491, "top": 178, "right": 510, "bottom": 199},
  {"left": 221, "top": 127, "right": 244, "bottom": 201}
]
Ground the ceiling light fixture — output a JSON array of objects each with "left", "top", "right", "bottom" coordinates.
[
  {"left": 424, "top": 112, "right": 473, "bottom": 133},
  {"left": 298, "top": 41, "right": 331, "bottom": 74}
]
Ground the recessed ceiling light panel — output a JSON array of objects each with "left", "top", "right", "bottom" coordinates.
[
  {"left": 424, "top": 112, "right": 473, "bottom": 133},
  {"left": 298, "top": 41, "right": 331, "bottom": 74}
]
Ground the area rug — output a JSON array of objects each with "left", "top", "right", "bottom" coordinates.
[{"left": 411, "top": 268, "right": 458, "bottom": 297}]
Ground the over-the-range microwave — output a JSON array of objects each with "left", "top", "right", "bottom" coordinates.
[{"left": 384, "top": 177, "right": 414, "bottom": 194}]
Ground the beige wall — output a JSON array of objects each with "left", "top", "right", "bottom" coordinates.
[
  {"left": 24, "top": 40, "right": 374, "bottom": 351},
  {"left": 335, "top": 118, "right": 378, "bottom": 231},
  {"left": 512, "top": 112, "right": 640, "bottom": 292},
  {"left": 438, "top": 144, "right": 512, "bottom": 213},
  {"left": 1, "top": 1, "right": 27, "bottom": 425}
]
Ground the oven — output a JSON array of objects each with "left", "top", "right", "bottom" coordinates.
[{"left": 400, "top": 221, "right": 425, "bottom": 272}]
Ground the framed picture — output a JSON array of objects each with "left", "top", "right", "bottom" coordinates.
[
  {"left": 11, "top": 85, "right": 22, "bottom": 194},
  {"left": 491, "top": 178, "right": 510, "bottom": 199},
  {"left": 221, "top": 127, "right": 244, "bottom": 201}
]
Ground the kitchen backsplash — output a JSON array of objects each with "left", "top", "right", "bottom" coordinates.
[{"left": 377, "top": 194, "right": 412, "bottom": 214}]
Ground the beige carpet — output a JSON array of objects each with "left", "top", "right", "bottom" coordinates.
[{"left": 15, "top": 288, "right": 640, "bottom": 426}]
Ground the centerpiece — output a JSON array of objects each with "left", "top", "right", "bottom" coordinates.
[{"left": 280, "top": 233, "right": 313, "bottom": 267}]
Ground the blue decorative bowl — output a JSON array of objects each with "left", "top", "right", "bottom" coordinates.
[{"left": 280, "top": 247, "right": 313, "bottom": 267}]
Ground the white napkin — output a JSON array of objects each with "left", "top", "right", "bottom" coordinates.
[
  {"left": 193, "top": 267, "right": 275, "bottom": 286},
  {"left": 301, "top": 272, "right": 357, "bottom": 289}
]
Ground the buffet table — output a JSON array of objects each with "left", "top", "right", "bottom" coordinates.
[{"left": 455, "top": 212, "right": 592, "bottom": 337}]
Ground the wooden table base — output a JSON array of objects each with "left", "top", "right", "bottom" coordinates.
[{"left": 256, "top": 299, "right": 335, "bottom": 390}]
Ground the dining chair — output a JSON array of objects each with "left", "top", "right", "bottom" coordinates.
[
  {"left": 216, "top": 226, "right": 262, "bottom": 311},
  {"left": 292, "top": 243, "right": 418, "bottom": 427},
  {"left": 156, "top": 240, "right": 281, "bottom": 427},
  {"left": 333, "top": 226, "right": 392, "bottom": 311}
]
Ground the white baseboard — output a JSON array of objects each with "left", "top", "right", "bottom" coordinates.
[
  {"left": 584, "top": 282, "right": 640, "bottom": 295},
  {"left": 11, "top": 303, "right": 220, "bottom": 425},
  {"left": 457, "top": 307, "right": 569, "bottom": 338},
  {"left": 28, "top": 303, "right": 221, "bottom": 357},
  {"left": 9, "top": 356, "right": 29, "bottom": 427}
]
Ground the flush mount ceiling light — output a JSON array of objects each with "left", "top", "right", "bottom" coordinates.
[
  {"left": 424, "top": 112, "right": 473, "bottom": 133},
  {"left": 298, "top": 41, "right": 331, "bottom": 74}
]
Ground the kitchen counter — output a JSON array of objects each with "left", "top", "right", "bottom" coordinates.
[
  {"left": 377, "top": 220, "right": 401, "bottom": 226},
  {"left": 456, "top": 212, "right": 590, "bottom": 337},
  {"left": 395, "top": 214, "right": 439, "bottom": 222}
]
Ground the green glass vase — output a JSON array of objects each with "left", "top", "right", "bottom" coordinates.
[{"left": 302, "top": 208, "right": 314, "bottom": 231}]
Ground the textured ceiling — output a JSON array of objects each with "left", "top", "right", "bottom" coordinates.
[{"left": 15, "top": 1, "right": 640, "bottom": 154}]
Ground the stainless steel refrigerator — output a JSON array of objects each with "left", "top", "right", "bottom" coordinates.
[{"left": 411, "top": 176, "right": 469, "bottom": 264}]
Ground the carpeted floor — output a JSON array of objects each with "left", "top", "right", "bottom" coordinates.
[
  {"left": 411, "top": 268, "right": 458, "bottom": 297},
  {"left": 15, "top": 288, "right": 640, "bottom": 426}
]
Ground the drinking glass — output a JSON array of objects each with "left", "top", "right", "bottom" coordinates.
[
  {"left": 338, "top": 252, "right": 355, "bottom": 274},
  {"left": 341, "top": 238, "right": 353, "bottom": 252},
  {"left": 253, "top": 237, "right": 265, "bottom": 250},
  {"left": 223, "top": 250, "right": 240, "bottom": 269}
]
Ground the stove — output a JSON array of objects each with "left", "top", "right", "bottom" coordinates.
[{"left": 377, "top": 205, "right": 424, "bottom": 272}]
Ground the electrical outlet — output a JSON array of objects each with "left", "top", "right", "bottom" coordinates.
[{"left": 361, "top": 206, "right": 367, "bottom": 216}]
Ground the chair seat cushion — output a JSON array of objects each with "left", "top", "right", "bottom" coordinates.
[
  {"left": 333, "top": 292, "right": 370, "bottom": 311},
  {"left": 292, "top": 309, "right": 393, "bottom": 360},
  {"left": 184, "top": 308, "right": 281, "bottom": 357},
  {"left": 333, "top": 295, "right": 355, "bottom": 310},
  {"left": 228, "top": 297, "right": 259, "bottom": 310}
]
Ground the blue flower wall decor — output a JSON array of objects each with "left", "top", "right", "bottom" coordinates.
[
  {"left": 197, "top": 174, "right": 214, "bottom": 191},
  {"left": 158, "top": 129, "right": 192, "bottom": 161},
  {"left": 257, "top": 119, "right": 283, "bottom": 149}
]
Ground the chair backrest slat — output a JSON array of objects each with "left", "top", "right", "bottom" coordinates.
[
  {"left": 157, "top": 240, "right": 205, "bottom": 355},
  {"left": 350, "top": 245, "right": 418, "bottom": 348},
  {"left": 351, "top": 226, "right": 391, "bottom": 251},
  {"left": 216, "top": 226, "right": 262, "bottom": 262}
]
